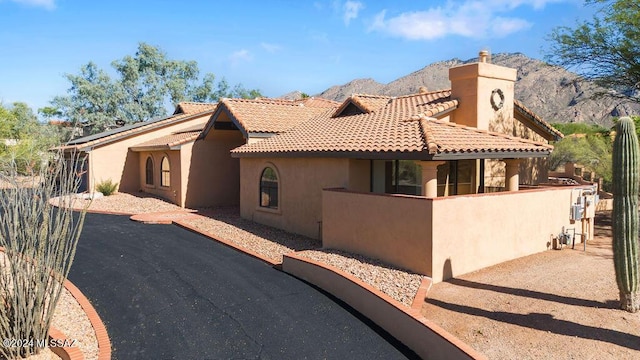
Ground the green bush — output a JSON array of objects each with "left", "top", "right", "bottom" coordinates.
[{"left": 96, "top": 179, "right": 118, "bottom": 196}]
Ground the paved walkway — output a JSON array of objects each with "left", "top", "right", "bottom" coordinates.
[{"left": 69, "top": 213, "right": 418, "bottom": 359}]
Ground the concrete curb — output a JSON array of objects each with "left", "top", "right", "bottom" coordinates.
[{"left": 282, "top": 251, "right": 487, "bottom": 360}]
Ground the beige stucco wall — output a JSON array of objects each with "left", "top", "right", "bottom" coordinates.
[
  {"left": 429, "top": 187, "right": 577, "bottom": 282},
  {"left": 85, "top": 115, "right": 210, "bottom": 193},
  {"left": 138, "top": 150, "right": 182, "bottom": 206},
  {"left": 239, "top": 157, "right": 370, "bottom": 239},
  {"left": 322, "top": 189, "right": 433, "bottom": 275},
  {"left": 449, "top": 60, "right": 553, "bottom": 187},
  {"left": 449, "top": 62, "right": 517, "bottom": 132},
  {"left": 183, "top": 130, "right": 245, "bottom": 208},
  {"left": 320, "top": 186, "right": 582, "bottom": 283}
]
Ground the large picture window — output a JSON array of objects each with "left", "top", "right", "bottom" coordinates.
[
  {"left": 145, "top": 157, "right": 154, "bottom": 185},
  {"left": 260, "top": 167, "right": 279, "bottom": 209},
  {"left": 160, "top": 156, "right": 170, "bottom": 187}
]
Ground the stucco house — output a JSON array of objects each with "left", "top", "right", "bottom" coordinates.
[
  {"left": 182, "top": 96, "right": 339, "bottom": 208},
  {"left": 229, "top": 52, "right": 590, "bottom": 282},
  {"left": 63, "top": 52, "right": 594, "bottom": 283},
  {"left": 61, "top": 102, "right": 217, "bottom": 201}
]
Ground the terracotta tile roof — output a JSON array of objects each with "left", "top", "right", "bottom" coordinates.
[
  {"left": 293, "top": 97, "right": 341, "bottom": 108},
  {"left": 175, "top": 102, "right": 217, "bottom": 115},
  {"left": 332, "top": 91, "right": 452, "bottom": 118},
  {"left": 218, "top": 97, "right": 339, "bottom": 134},
  {"left": 419, "top": 117, "right": 553, "bottom": 155},
  {"left": 332, "top": 94, "right": 392, "bottom": 116},
  {"left": 175, "top": 123, "right": 206, "bottom": 133},
  {"left": 514, "top": 99, "right": 564, "bottom": 140},
  {"left": 231, "top": 92, "right": 551, "bottom": 159},
  {"left": 62, "top": 108, "right": 216, "bottom": 151},
  {"left": 130, "top": 131, "right": 201, "bottom": 151}
]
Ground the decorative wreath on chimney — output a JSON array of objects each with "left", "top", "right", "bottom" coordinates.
[{"left": 490, "top": 88, "right": 505, "bottom": 110}]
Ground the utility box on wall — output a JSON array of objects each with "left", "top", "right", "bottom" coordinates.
[{"left": 571, "top": 204, "right": 584, "bottom": 221}]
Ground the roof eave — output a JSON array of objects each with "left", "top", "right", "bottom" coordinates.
[
  {"left": 198, "top": 103, "right": 248, "bottom": 140},
  {"left": 231, "top": 149, "right": 551, "bottom": 160}
]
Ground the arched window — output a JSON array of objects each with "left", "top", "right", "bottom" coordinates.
[
  {"left": 160, "top": 156, "right": 170, "bottom": 187},
  {"left": 259, "top": 166, "right": 278, "bottom": 209},
  {"left": 145, "top": 157, "right": 154, "bottom": 186}
]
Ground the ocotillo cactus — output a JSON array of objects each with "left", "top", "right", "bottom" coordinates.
[{"left": 612, "top": 116, "right": 640, "bottom": 312}]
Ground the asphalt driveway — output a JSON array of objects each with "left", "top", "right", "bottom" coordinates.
[{"left": 68, "top": 213, "right": 418, "bottom": 359}]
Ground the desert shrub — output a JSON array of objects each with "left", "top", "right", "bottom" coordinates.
[
  {"left": 0, "top": 150, "right": 87, "bottom": 358},
  {"left": 96, "top": 179, "right": 118, "bottom": 196}
]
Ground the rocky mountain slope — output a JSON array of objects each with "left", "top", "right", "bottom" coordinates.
[{"left": 312, "top": 53, "right": 640, "bottom": 126}]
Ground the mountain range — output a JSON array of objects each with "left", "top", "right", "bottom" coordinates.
[{"left": 288, "top": 53, "right": 639, "bottom": 127}]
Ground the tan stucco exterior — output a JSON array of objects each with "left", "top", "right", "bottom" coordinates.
[
  {"left": 138, "top": 150, "right": 182, "bottom": 205},
  {"left": 322, "top": 190, "right": 433, "bottom": 275},
  {"left": 449, "top": 61, "right": 517, "bottom": 132},
  {"left": 136, "top": 129, "right": 245, "bottom": 208},
  {"left": 322, "top": 186, "right": 583, "bottom": 283},
  {"left": 183, "top": 129, "right": 245, "bottom": 208},
  {"left": 239, "top": 157, "right": 370, "bottom": 239},
  {"left": 81, "top": 114, "right": 211, "bottom": 194}
]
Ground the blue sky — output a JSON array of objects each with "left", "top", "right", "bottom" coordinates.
[{"left": 0, "top": 0, "right": 595, "bottom": 113}]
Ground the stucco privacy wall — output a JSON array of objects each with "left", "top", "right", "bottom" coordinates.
[
  {"left": 239, "top": 158, "right": 370, "bottom": 239},
  {"left": 139, "top": 150, "right": 182, "bottom": 205},
  {"left": 85, "top": 115, "right": 210, "bottom": 193},
  {"left": 184, "top": 130, "right": 245, "bottom": 208},
  {"left": 322, "top": 186, "right": 580, "bottom": 283},
  {"left": 322, "top": 189, "right": 433, "bottom": 275},
  {"left": 430, "top": 187, "right": 577, "bottom": 282}
]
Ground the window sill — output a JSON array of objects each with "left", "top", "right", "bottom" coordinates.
[{"left": 255, "top": 206, "right": 282, "bottom": 215}]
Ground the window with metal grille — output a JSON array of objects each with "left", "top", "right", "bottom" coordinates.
[
  {"left": 259, "top": 167, "right": 278, "bottom": 209},
  {"left": 160, "top": 156, "right": 170, "bottom": 187},
  {"left": 145, "top": 157, "right": 154, "bottom": 185}
]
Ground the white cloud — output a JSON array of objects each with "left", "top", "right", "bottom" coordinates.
[
  {"left": 343, "top": 1, "right": 364, "bottom": 26},
  {"left": 260, "top": 42, "right": 282, "bottom": 53},
  {"left": 9, "top": 0, "right": 55, "bottom": 10},
  {"left": 229, "top": 49, "right": 252, "bottom": 66},
  {"left": 369, "top": 0, "right": 564, "bottom": 40}
]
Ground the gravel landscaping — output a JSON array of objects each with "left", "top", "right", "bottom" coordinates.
[
  {"left": 4, "top": 286, "right": 96, "bottom": 360},
  {"left": 51, "top": 192, "right": 185, "bottom": 214},
  {"left": 297, "top": 249, "right": 423, "bottom": 307},
  {"left": 183, "top": 207, "right": 321, "bottom": 263}
]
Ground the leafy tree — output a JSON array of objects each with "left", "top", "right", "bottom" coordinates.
[
  {"left": 52, "top": 43, "right": 261, "bottom": 133},
  {"left": 37, "top": 106, "right": 62, "bottom": 120},
  {"left": 546, "top": 0, "right": 640, "bottom": 103},
  {"left": 551, "top": 122, "right": 610, "bottom": 137},
  {"left": 0, "top": 102, "right": 66, "bottom": 173},
  {"left": 550, "top": 134, "right": 613, "bottom": 190}
]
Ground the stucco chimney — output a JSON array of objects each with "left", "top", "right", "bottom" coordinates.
[
  {"left": 479, "top": 50, "right": 489, "bottom": 63},
  {"left": 448, "top": 53, "right": 517, "bottom": 132}
]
